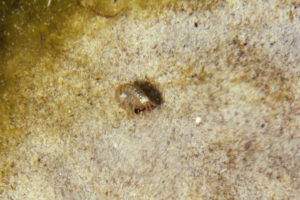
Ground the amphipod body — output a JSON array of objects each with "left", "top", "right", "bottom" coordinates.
[{"left": 115, "top": 83, "right": 153, "bottom": 115}]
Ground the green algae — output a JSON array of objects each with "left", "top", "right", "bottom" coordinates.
[
  {"left": 0, "top": 0, "right": 82, "bottom": 155},
  {"left": 0, "top": 0, "right": 86, "bottom": 189}
]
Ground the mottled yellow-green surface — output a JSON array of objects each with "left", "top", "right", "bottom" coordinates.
[
  {"left": 0, "top": 0, "right": 299, "bottom": 199},
  {"left": 0, "top": 0, "right": 216, "bottom": 173}
]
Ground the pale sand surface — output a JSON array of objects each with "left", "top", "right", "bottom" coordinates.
[{"left": 1, "top": 0, "right": 300, "bottom": 199}]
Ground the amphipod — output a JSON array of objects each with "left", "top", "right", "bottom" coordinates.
[{"left": 115, "top": 83, "right": 153, "bottom": 115}]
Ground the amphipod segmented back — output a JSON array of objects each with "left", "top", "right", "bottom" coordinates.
[{"left": 115, "top": 83, "right": 153, "bottom": 115}]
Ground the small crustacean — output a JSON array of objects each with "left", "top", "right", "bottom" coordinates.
[{"left": 115, "top": 83, "right": 154, "bottom": 115}]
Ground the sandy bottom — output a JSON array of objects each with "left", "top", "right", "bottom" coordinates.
[{"left": 1, "top": 0, "right": 299, "bottom": 199}]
